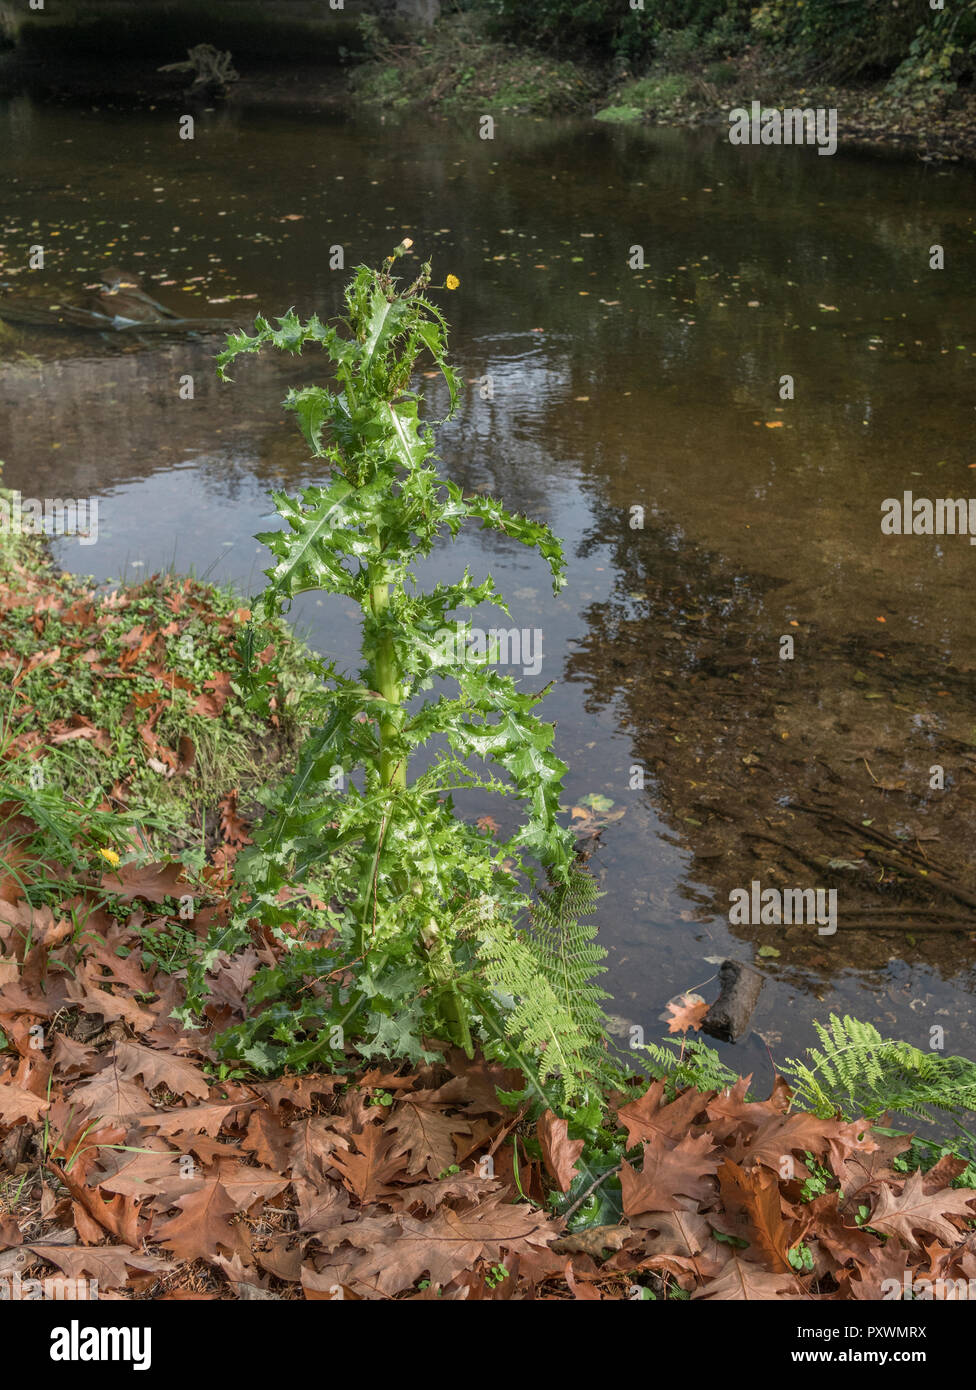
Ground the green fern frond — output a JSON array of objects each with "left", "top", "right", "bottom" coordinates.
[
  {"left": 476, "top": 862, "right": 619, "bottom": 1105},
  {"left": 638, "top": 1036, "right": 741, "bottom": 1097},
  {"left": 785, "top": 1013, "right": 976, "bottom": 1139}
]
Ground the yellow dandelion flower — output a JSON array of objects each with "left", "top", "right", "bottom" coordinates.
[
  {"left": 446, "top": 274, "right": 460, "bottom": 291},
  {"left": 98, "top": 849, "right": 121, "bottom": 867}
]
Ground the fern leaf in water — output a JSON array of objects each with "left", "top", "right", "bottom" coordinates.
[
  {"left": 785, "top": 1013, "right": 976, "bottom": 1131},
  {"left": 477, "top": 863, "right": 616, "bottom": 1105}
]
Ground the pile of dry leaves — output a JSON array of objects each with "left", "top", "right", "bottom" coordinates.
[{"left": 1, "top": 842, "right": 975, "bottom": 1301}]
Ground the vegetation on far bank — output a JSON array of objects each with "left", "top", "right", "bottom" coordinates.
[
  {"left": 349, "top": 2, "right": 976, "bottom": 157},
  {"left": 3, "top": 0, "right": 974, "bottom": 155}
]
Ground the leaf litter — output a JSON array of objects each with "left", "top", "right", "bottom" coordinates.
[{"left": 2, "top": 850, "right": 975, "bottom": 1301}]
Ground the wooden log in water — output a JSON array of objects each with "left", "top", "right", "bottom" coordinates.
[
  {"left": 0, "top": 299, "right": 238, "bottom": 335},
  {"left": 701, "top": 958, "right": 765, "bottom": 1042}
]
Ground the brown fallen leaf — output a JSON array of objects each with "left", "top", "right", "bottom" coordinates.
[
  {"left": 63, "top": 965, "right": 157, "bottom": 1033},
  {"left": 563, "top": 1258, "right": 602, "bottom": 1300},
  {"left": 256, "top": 1074, "right": 337, "bottom": 1112},
  {"left": 147, "top": 1101, "right": 246, "bottom": 1137},
  {"left": 242, "top": 1107, "right": 293, "bottom": 1170},
  {"left": 616, "top": 1078, "right": 708, "bottom": 1148},
  {"left": 255, "top": 1233, "right": 303, "bottom": 1283},
  {"left": 155, "top": 1180, "right": 250, "bottom": 1263},
  {"left": 621, "top": 1131, "right": 721, "bottom": 1217},
  {"left": 868, "top": 1170, "right": 976, "bottom": 1250},
  {"left": 114, "top": 1040, "right": 210, "bottom": 1100},
  {"left": 51, "top": 1164, "right": 145, "bottom": 1246},
  {"left": 70, "top": 1070, "right": 153, "bottom": 1125},
  {"left": 694, "top": 1253, "right": 805, "bottom": 1300},
  {"left": 26, "top": 1242, "right": 170, "bottom": 1288},
  {"left": 99, "top": 1145, "right": 199, "bottom": 1205},
  {"left": 100, "top": 861, "right": 187, "bottom": 904},
  {"left": 0, "top": 1080, "right": 49, "bottom": 1123},
  {"left": 733, "top": 1110, "right": 861, "bottom": 1176},
  {"left": 617, "top": 1204, "right": 726, "bottom": 1286},
  {"left": 218, "top": 789, "right": 252, "bottom": 848},
  {"left": 385, "top": 1097, "right": 471, "bottom": 1179},
  {"left": 716, "top": 1160, "right": 795, "bottom": 1273},
  {"left": 210, "top": 1159, "right": 290, "bottom": 1211},
  {"left": 327, "top": 1192, "right": 559, "bottom": 1297},
  {"left": 293, "top": 1176, "right": 352, "bottom": 1236},
  {"left": 703, "top": 1074, "right": 791, "bottom": 1143},
  {"left": 329, "top": 1123, "right": 405, "bottom": 1203},
  {"left": 551, "top": 1225, "right": 630, "bottom": 1257},
  {"left": 537, "top": 1110, "right": 583, "bottom": 1194},
  {"left": 191, "top": 672, "right": 232, "bottom": 718},
  {"left": 664, "top": 991, "right": 709, "bottom": 1035}
]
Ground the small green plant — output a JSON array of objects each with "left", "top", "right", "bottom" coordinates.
[
  {"left": 636, "top": 1033, "right": 740, "bottom": 1097},
  {"left": 798, "top": 1152, "right": 833, "bottom": 1203},
  {"left": 187, "top": 245, "right": 614, "bottom": 1107},
  {"left": 788, "top": 1241, "right": 814, "bottom": 1274}
]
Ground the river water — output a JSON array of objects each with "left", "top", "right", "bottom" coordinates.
[{"left": 1, "top": 96, "right": 975, "bottom": 1084}]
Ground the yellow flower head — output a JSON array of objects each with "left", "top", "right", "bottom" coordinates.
[
  {"left": 98, "top": 849, "right": 121, "bottom": 867},
  {"left": 446, "top": 274, "right": 460, "bottom": 291}
]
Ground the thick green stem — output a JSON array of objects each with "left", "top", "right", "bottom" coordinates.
[
  {"left": 427, "top": 933, "right": 474, "bottom": 1058},
  {"left": 355, "top": 544, "right": 406, "bottom": 958},
  {"left": 368, "top": 548, "right": 406, "bottom": 792}
]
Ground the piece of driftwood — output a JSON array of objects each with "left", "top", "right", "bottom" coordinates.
[
  {"left": 158, "top": 44, "right": 239, "bottom": 96},
  {"left": 0, "top": 299, "right": 237, "bottom": 335},
  {"left": 701, "top": 959, "right": 764, "bottom": 1042}
]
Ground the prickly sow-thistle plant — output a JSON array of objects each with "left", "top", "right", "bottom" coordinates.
[{"left": 187, "top": 244, "right": 612, "bottom": 1101}]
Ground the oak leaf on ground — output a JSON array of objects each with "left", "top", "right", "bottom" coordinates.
[
  {"left": 614, "top": 1204, "right": 726, "bottom": 1286},
  {"left": 147, "top": 1101, "right": 247, "bottom": 1137},
  {"left": 868, "top": 1170, "right": 976, "bottom": 1250},
  {"left": 616, "top": 1079, "right": 709, "bottom": 1149},
  {"left": 70, "top": 1069, "right": 152, "bottom": 1125},
  {"left": 694, "top": 1252, "right": 805, "bottom": 1300},
  {"left": 328, "top": 1122, "right": 406, "bottom": 1203},
  {"left": 99, "top": 861, "right": 187, "bottom": 905},
  {"left": 537, "top": 1110, "right": 584, "bottom": 1194},
  {"left": 835, "top": 1131, "right": 912, "bottom": 1207},
  {"left": 242, "top": 1106, "right": 293, "bottom": 1170},
  {"left": 325, "top": 1192, "right": 559, "bottom": 1297},
  {"left": 715, "top": 1160, "right": 795, "bottom": 1273},
  {"left": 114, "top": 1039, "right": 210, "bottom": 1100},
  {"left": 155, "top": 1179, "right": 250, "bottom": 1263},
  {"left": 27, "top": 1242, "right": 170, "bottom": 1287},
  {"left": 386, "top": 1096, "right": 472, "bottom": 1179},
  {"left": 621, "top": 1131, "right": 721, "bottom": 1217},
  {"left": 703, "top": 1074, "right": 790, "bottom": 1143}
]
